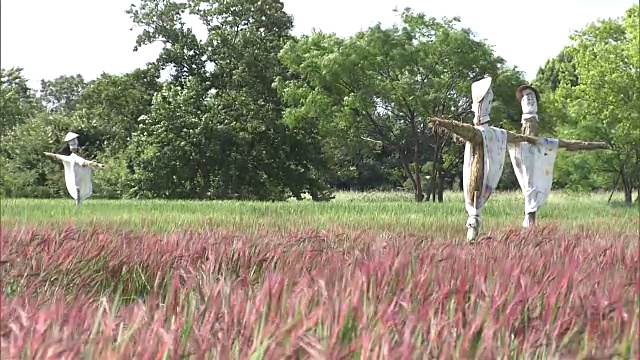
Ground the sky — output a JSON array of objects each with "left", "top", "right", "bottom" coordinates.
[{"left": 1, "top": 0, "right": 635, "bottom": 90}]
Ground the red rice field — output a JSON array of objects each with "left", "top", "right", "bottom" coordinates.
[{"left": 2, "top": 223, "right": 639, "bottom": 359}]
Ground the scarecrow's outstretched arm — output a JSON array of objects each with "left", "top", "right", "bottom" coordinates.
[
  {"left": 506, "top": 132, "right": 538, "bottom": 145},
  {"left": 430, "top": 118, "right": 538, "bottom": 145},
  {"left": 82, "top": 160, "right": 106, "bottom": 169},
  {"left": 43, "top": 152, "right": 62, "bottom": 161},
  {"left": 556, "top": 139, "right": 609, "bottom": 151},
  {"left": 429, "top": 118, "right": 482, "bottom": 143}
]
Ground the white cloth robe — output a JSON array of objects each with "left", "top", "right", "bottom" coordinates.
[
  {"left": 60, "top": 153, "right": 93, "bottom": 200},
  {"left": 462, "top": 124, "right": 508, "bottom": 228},
  {"left": 508, "top": 137, "right": 560, "bottom": 217}
]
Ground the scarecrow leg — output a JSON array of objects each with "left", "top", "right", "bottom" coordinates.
[
  {"left": 520, "top": 118, "right": 539, "bottom": 228},
  {"left": 76, "top": 188, "right": 81, "bottom": 206},
  {"left": 523, "top": 212, "right": 536, "bottom": 228},
  {"left": 466, "top": 191, "right": 481, "bottom": 242}
]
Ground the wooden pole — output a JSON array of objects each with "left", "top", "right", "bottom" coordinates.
[{"left": 521, "top": 118, "right": 537, "bottom": 226}]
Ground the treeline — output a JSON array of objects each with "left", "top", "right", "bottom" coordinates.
[{"left": 1, "top": 1, "right": 638, "bottom": 203}]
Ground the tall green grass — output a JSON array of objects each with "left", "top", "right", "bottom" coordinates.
[{"left": 2, "top": 191, "right": 637, "bottom": 236}]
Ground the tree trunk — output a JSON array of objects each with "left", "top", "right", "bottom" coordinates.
[
  {"left": 400, "top": 155, "right": 422, "bottom": 202},
  {"left": 624, "top": 187, "right": 633, "bottom": 204},
  {"left": 608, "top": 174, "right": 620, "bottom": 203},
  {"left": 430, "top": 160, "right": 437, "bottom": 202},
  {"left": 429, "top": 131, "right": 443, "bottom": 202},
  {"left": 198, "top": 167, "right": 211, "bottom": 199},
  {"left": 436, "top": 171, "right": 444, "bottom": 203},
  {"left": 621, "top": 173, "right": 633, "bottom": 204},
  {"left": 414, "top": 143, "right": 424, "bottom": 202}
]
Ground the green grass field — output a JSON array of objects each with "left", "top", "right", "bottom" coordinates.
[{"left": 2, "top": 190, "right": 637, "bottom": 236}]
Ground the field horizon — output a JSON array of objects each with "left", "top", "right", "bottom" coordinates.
[{"left": 2, "top": 190, "right": 638, "bottom": 235}]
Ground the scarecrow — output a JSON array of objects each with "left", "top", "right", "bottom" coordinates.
[
  {"left": 429, "top": 77, "right": 539, "bottom": 242},
  {"left": 43, "top": 131, "right": 106, "bottom": 206},
  {"left": 508, "top": 84, "right": 609, "bottom": 227}
]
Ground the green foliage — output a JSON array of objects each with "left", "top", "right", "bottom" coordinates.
[
  {"left": 76, "top": 68, "right": 161, "bottom": 157},
  {"left": 2, "top": 3, "right": 636, "bottom": 202},
  {"left": 1, "top": 113, "right": 79, "bottom": 197},
  {"left": 0, "top": 67, "right": 44, "bottom": 131},
  {"left": 536, "top": 4, "right": 640, "bottom": 203},
  {"left": 39, "top": 74, "right": 87, "bottom": 115},
  {"left": 123, "top": 0, "right": 332, "bottom": 201},
  {"left": 534, "top": 49, "right": 579, "bottom": 94},
  {"left": 276, "top": 8, "right": 522, "bottom": 201},
  {"left": 125, "top": 81, "right": 212, "bottom": 199}
]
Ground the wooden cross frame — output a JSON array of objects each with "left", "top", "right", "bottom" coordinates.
[
  {"left": 428, "top": 118, "right": 536, "bottom": 208},
  {"left": 428, "top": 115, "right": 608, "bottom": 239}
]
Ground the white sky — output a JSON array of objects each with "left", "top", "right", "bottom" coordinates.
[{"left": 1, "top": 0, "right": 634, "bottom": 90}]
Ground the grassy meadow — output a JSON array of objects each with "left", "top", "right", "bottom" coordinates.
[
  {"left": 2, "top": 190, "right": 637, "bottom": 235},
  {"left": 1, "top": 190, "right": 638, "bottom": 358}
]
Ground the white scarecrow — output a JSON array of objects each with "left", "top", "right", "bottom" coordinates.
[
  {"left": 429, "top": 77, "right": 538, "bottom": 242},
  {"left": 43, "top": 131, "right": 106, "bottom": 206},
  {"left": 508, "top": 85, "right": 609, "bottom": 227}
]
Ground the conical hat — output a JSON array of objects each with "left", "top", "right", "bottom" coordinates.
[
  {"left": 63, "top": 132, "right": 79, "bottom": 142},
  {"left": 471, "top": 77, "right": 492, "bottom": 103}
]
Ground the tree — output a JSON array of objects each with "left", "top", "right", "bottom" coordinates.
[
  {"left": 534, "top": 49, "right": 579, "bottom": 94},
  {"left": 75, "top": 68, "right": 161, "bottom": 156},
  {"left": 39, "top": 74, "right": 87, "bottom": 115},
  {"left": 0, "top": 67, "right": 44, "bottom": 131},
  {"left": 1, "top": 113, "right": 79, "bottom": 198},
  {"left": 276, "top": 8, "right": 513, "bottom": 202},
  {"left": 542, "top": 5, "right": 640, "bottom": 203},
  {"left": 125, "top": 0, "right": 331, "bottom": 200}
]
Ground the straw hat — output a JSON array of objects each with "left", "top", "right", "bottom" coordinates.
[{"left": 515, "top": 85, "right": 540, "bottom": 102}]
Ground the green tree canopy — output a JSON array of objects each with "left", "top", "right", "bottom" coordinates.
[
  {"left": 124, "top": 0, "right": 331, "bottom": 200},
  {"left": 276, "top": 8, "right": 523, "bottom": 202},
  {"left": 538, "top": 4, "right": 639, "bottom": 203}
]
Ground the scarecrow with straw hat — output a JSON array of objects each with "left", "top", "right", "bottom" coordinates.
[
  {"left": 429, "top": 76, "right": 540, "bottom": 242},
  {"left": 429, "top": 77, "right": 608, "bottom": 242},
  {"left": 43, "top": 131, "right": 106, "bottom": 206},
  {"left": 508, "top": 84, "right": 609, "bottom": 228}
]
